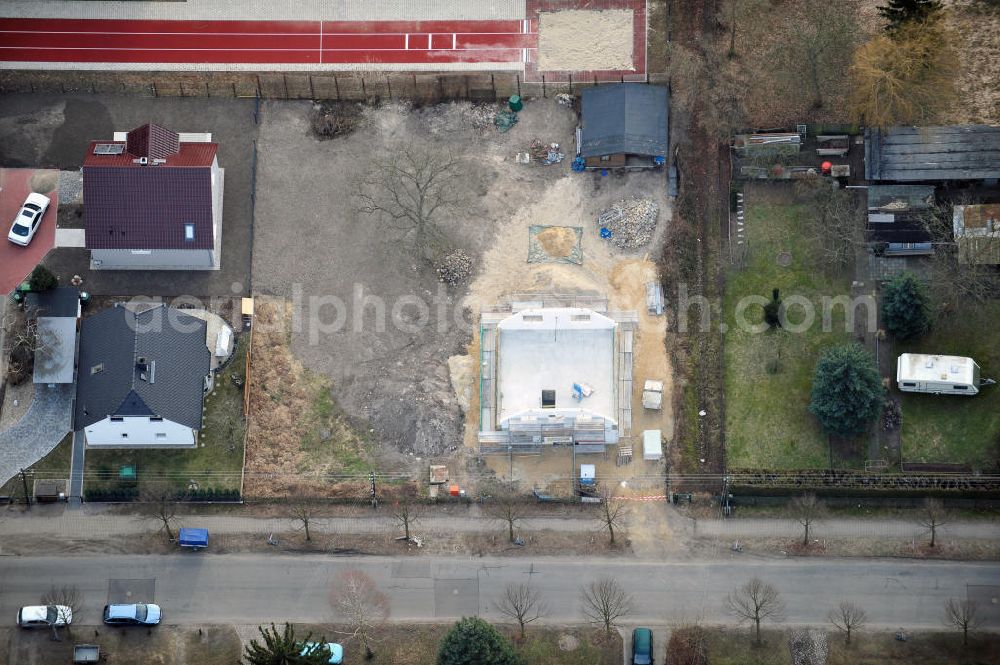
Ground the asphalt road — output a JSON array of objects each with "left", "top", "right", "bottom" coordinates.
[{"left": 1, "top": 554, "right": 998, "bottom": 630}]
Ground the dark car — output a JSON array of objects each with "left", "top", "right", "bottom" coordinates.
[{"left": 632, "top": 627, "right": 653, "bottom": 665}]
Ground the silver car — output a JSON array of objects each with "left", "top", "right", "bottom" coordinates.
[
  {"left": 8, "top": 192, "right": 51, "bottom": 246},
  {"left": 103, "top": 603, "right": 161, "bottom": 626},
  {"left": 17, "top": 604, "right": 72, "bottom": 628}
]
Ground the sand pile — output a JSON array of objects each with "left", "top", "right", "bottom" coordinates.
[{"left": 538, "top": 10, "right": 634, "bottom": 71}]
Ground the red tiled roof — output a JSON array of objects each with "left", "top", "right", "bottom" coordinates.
[{"left": 83, "top": 141, "right": 217, "bottom": 167}]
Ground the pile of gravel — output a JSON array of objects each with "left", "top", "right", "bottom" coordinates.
[
  {"left": 435, "top": 249, "right": 474, "bottom": 285},
  {"left": 57, "top": 170, "right": 83, "bottom": 205},
  {"left": 596, "top": 198, "right": 659, "bottom": 249}
]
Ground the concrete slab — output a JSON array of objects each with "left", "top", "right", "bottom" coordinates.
[
  {"left": 54, "top": 228, "right": 84, "bottom": 248},
  {"left": 0, "top": 168, "right": 58, "bottom": 293},
  {"left": 496, "top": 308, "right": 615, "bottom": 424}
]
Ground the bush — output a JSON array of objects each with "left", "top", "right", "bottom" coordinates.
[
  {"left": 809, "top": 343, "right": 884, "bottom": 438},
  {"left": 882, "top": 398, "right": 902, "bottom": 431},
  {"left": 437, "top": 617, "right": 522, "bottom": 665},
  {"left": 28, "top": 265, "right": 58, "bottom": 292},
  {"left": 881, "top": 272, "right": 930, "bottom": 341}
]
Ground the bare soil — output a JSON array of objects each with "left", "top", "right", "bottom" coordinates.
[
  {"left": 536, "top": 226, "right": 579, "bottom": 258},
  {"left": 538, "top": 9, "right": 635, "bottom": 71}
]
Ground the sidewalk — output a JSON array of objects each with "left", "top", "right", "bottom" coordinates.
[{"left": 1, "top": 503, "right": 997, "bottom": 544}]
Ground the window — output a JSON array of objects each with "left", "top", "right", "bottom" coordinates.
[
  {"left": 156, "top": 433, "right": 167, "bottom": 439},
  {"left": 110, "top": 416, "right": 124, "bottom": 422},
  {"left": 121, "top": 433, "right": 128, "bottom": 438},
  {"left": 91, "top": 364, "right": 104, "bottom": 375},
  {"left": 149, "top": 416, "right": 163, "bottom": 422},
  {"left": 184, "top": 223, "right": 195, "bottom": 242},
  {"left": 953, "top": 385, "right": 968, "bottom": 390},
  {"left": 902, "top": 382, "right": 916, "bottom": 387}
]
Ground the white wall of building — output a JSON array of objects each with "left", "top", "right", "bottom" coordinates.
[{"left": 84, "top": 415, "right": 196, "bottom": 448}]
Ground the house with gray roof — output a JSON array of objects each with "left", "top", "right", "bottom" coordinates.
[
  {"left": 579, "top": 83, "right": 669, "bottom": 170},
  {"left": 75, "top": 304, "right": 211, "bottom": 448},
  {"left": 83, "top": 123, "right": 224, "bottom": 271}
]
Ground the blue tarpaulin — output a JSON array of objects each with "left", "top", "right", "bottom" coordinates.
[{"left": 178, "top": 527, "right": 209, "bottom": 549}]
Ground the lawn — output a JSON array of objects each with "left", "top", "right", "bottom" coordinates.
[
  {"left": 0, "top": 433, "right": 72, "bottom": 499},
  {"left": 292, "top": 623, "right": 620, "bottom": 665},
  {"left": 897, "top": 299, "right": 1000, "bottom": 470},
  {"left": 723, "top": 189, "right": 855, "bottom": 469},
  {"left": 701, "top": 627, "right": 999, "bottom": 665},
  {"left": 82, "top": 335, "right": 248, "bottom": 496}
]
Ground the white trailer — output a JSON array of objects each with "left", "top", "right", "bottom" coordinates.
[
  {"left": 642, "top": 430, "right": 663, "bottom": 461},
  {"left": 896, "top": 353, "right": 981, "bottom": 396}
]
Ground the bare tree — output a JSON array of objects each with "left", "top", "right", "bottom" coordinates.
[
  {"left": 918, "top": 497, "right": 948, "bottom": 548},
  {"left": 795, "top": 178, "right": 864, "bottom": 272},
  {"left": 595, "top": 487, "right": 630, "bottom": 546},
  {"left": 827, "top": 600, "right": 867, "bottom": 644},
  {"left": 330, "top": 570, "right": 390, "bottom": 659},
  {"left": 484, "top": 486, "right": 526, "bottom": 544},
  {"left": 290, "top": 500, "right": 321, "bottom": 542},
  {"left": 495, "top": 583, "right": 548, "bottom": 640},
  {"left": 789, "top": 493, "right": 825, "bottom": 548},
  {"left": 354, "top": 142, "right": 465, "bottom": 258},
  {"left": 580, "top": 577, "right": 634, "bottom": 636},
  {"left": 727, "top": 577, "right": 785, "bottom": 646},
  {"left": 141, "top": 485, "right": 179, "bottom": 541},
  {"left": 40, "top": 585, "right": 83, "bottom": 641},
  {"left": 944, "top": 598, "right": 981, "bottom": 646},
  {"left": 392, "top": 496, "right": 421, "bottom": 544}
]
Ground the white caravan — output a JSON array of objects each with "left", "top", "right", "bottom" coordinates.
[{"left": 896, "top": 353, "right": 981, "bottom": 396}]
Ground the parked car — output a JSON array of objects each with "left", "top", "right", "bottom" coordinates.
[
  {"left": 102, "top": 603, "right": 161, "bottom": 626},
  {"left": 299, "top": 641, "right": 343, "bottom": 664},
  {"left": 7, "top": 192, "right": 50, "bottom": 246},
  {"left": 631, "top": 627, "right": 654, "bottom": 665},
  {"left": 17, "top": 604, "right": 72, "bottom": 628}
]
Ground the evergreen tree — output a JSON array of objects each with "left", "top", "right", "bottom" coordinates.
[
  {"left": 763, "top": 288, "right": 782, "bottom": 329},
  {"left": 881, "top": 271, "right": 931, "bottom": 341},
  {"left": 437, "top": 617, "right": 522, "bottom": 665},
  {"left": 809, "top": 344, "right": 884, "bottom": 438},
  {"left": 878, "top": 0, "right": 943, "bottom": 32},
  {"left": 28, "top": 265, "right": 58, "bottom": 291},
  {"left": 242, "top": 623, "right": 331, "bottom": 665}
]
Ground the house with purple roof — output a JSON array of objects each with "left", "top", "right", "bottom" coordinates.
[{"left": 83, "top": 123, "right": 223, "bottom": 270}]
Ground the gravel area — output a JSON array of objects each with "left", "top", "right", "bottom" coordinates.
[{"left": 56, "top": 169, "right": 82, "bottom": 205}]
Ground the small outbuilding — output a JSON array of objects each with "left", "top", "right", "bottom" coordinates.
[
  {"left": 579, "top": 83, "right": 668, "bottom": 170},
  {"left": 26, "top": 287, "right": 81, "bottom": 386},
  {"left": 896, "top": 353, "right": 982, "bottom": 396},
  {"left": 953, "top": 203, "right": 1000, "bottom": 265},
  {"left": 642, "top": 429, "right": 663, "bottom": 461}
]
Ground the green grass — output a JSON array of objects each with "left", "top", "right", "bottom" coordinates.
[
  {"left": 897, "top": 300, "right": 1000, "bottom": 470},
  {"left": 702, "top": 628, "right": 999, "bottom": 665},
  {"left": 83, "top": 336, "right": 249, "bottom": 494},
  {"left": 0, "top": 432, "right": 73, "bottom": 498},
  {"left": 724, "top": 197, "right": 856, "bottom": 469},
  {"left": 298, "top": 384, "right": 369, "bottom": 475}
]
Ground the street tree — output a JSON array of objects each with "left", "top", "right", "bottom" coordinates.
[
  {"left": 595, "top": 487, "right": 629, "bottom": 546},
  {"left": 354, "top": 142, "right": 465, "bottom": 260},
  {"left": 918, "top": 497, "right": 948, "bottom": 548},
  {"left": 40, "top": 585, "right": 83, "bottom": 641},
  {"left": 809, "top": 344, "right": 884, "bottom": 438},
  {"left": 881, "top": 272, "right": 930, "bottom": 341},
  {"left": 828, "top": 600, "right": 867, "bottom": 644},
  {"left": 849, "top": 19, "right": 958, "bottom": 127},
  {"left": 392, "top": 495, "right": 421, "bottom": 544},
  {"left": 329, "top": 569, "right": 390, "bottom": 660},
  {"left": 878, "top": 0, "right": 943, "bottom": 31},
  {"left": 437, "top": 617, "right": 522, "bottom": 665},
  {"left": 289, "top": 500, "right": 320, "bottom": 542},
  {"left": 242, "top": 622, "right": 331, "bottom": 665},
  {"left": 943, "top": 598, "right": 981, "bottom": 646},
  {"left": 141, "top": 484, "right": 180, "bottom": 542},
  {"left": 494, "top": 583, "right": 548, "bottom": 640},
  {"left": 727, "top": 577, "right": 785, "bottom": 646},
  {"left": 789, "top": 493, "right": 825, "bottom": 548},
  {"left": 484, "top": 485, "right": 526, "bottom": 544},
  {"left": 580, "top": 577, "right": 634, "bottom": 636}
]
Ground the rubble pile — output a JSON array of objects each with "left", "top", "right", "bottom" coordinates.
[
  {"left": 596, "top": 198, "right": 660, "bottom": 249},
  {"left": 435, "top": 249, "right": 474, "bottom": 285}
]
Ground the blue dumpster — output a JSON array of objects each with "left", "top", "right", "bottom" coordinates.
[{"left": 178, "top": 527, "right": 209, "bottom": 550}]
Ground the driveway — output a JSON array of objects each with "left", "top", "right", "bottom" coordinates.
[
  {"left": 0, "top": 168, "right": 58, "bottom": 293},
  {"left": 0, "top": 94, "right": 256, "bottom": 297},
  {"left": 0, "top": 383, "right": 73, "bottom": 487}
]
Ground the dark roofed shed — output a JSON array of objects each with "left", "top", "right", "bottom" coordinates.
[{"left": 580, "top": 84, "right": 669, "bottom": 160}]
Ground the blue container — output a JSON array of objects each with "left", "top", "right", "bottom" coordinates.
[
  {"left": 599, "top": 228, "right": 612, "bottom": 239},
  {"left": 178, "top": 527, "right": 209, "bottom": 550}
]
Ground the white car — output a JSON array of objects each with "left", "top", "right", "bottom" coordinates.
[
  {"left": 17, "top": 604, "right": 73, "bottom": 628},
  {"left": 8, "top": 192, "right": 51, "bottom": 246}
]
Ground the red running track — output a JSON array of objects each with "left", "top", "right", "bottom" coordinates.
[{"left": 0, "top": 18, "right": 534, "bottom": 65}]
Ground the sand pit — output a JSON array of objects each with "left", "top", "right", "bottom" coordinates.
[
  {"left": 538, "top": 9, "right": 635, "bottom": 72},
  {"left": 536, "top": 226, "right": 579, "bottom": 257}
]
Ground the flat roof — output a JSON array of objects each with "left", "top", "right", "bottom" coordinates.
[
  {"left": 33, "top": 317, "right": 76, "bottom": 384},
  {"left": 496, "top": 308, "right": 616, "bottom": 425},
  {"left": 897, "top": 353, "right": 978, "bottom": 384},
  {"left": 865, "top": 125, "right": 1000, "bottom": 181}
]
